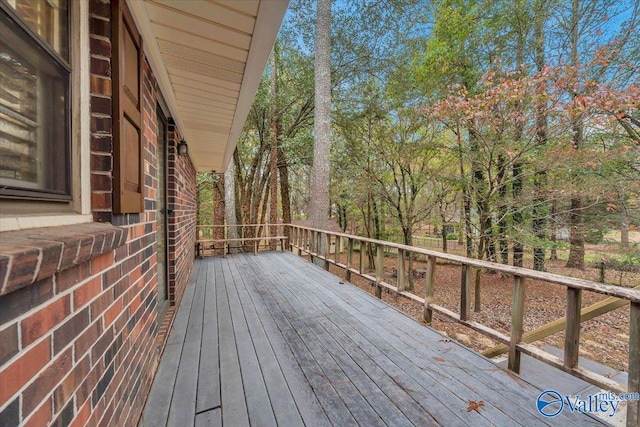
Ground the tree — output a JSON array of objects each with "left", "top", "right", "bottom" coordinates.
[{"left": 310, "top": 0, "right": 332, "bottom": 231}]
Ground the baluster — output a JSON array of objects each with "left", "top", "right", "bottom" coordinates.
[
  {"left": 424, "top": 255, "right": 436, "bottom": 324},
  {"left": 508, "top": 275, "right": 526, "bottom": 373},
  {"left": 564, "top": 287, "right": 582, "bottom": 369},
  {"left": 397, "top": 249, "right": 405, "bottom": 292},
  {"left": 627, "top": 301, "right": 639, "bottom": 427},
  {"left": 323, "top": 233, "right": 330, "bottom": 270},
  {"left": 346, "top": 238, "right": 353, "bottom": 282},
  {"left": 375, "top": 243, "right": 383, "bottom": 299},
  {"left": 460, "top": 264, "right": 473, "bottom": 321}
]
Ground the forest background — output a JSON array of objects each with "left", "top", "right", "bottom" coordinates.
[{"left": 197, "top": 0, "right": 640, "bottom": 278}]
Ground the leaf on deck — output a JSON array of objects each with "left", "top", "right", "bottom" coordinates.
[
  {"left": 433, "top": 356, "right": 446, "bottom": 362},
  {"left": 466, "top": 400, "right": 484, "bottom": 413}
]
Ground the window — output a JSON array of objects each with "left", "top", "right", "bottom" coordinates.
[{"left": 0, "top": 0, "right": 70, "bottom": 200}]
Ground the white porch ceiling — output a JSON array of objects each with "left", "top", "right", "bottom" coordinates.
[{"left": 127, "top": 0, "right": 289, "bottom": 172}]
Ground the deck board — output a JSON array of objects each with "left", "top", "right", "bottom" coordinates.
[{"left": 142, "top": 252, "right": 606, "bottom": 427}]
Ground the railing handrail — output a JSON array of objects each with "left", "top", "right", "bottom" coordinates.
[{"left": 287, "top": 224, "right": 640, "bottom": 302}]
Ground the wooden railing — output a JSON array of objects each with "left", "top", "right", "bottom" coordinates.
[
  {"left": 287, "top": 224, "right": 640, "bottom": 427},
  {"left": 196, "top": 224, "right": 287, "bottom": 257}
]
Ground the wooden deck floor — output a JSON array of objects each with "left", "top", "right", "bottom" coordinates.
[{"left": 140, "top": 252, "right": 604, "bottom": 426}]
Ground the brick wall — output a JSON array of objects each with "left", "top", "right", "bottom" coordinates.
[
  {"left": 0, "top": 0, "right": 198, "bottom": 425},
  {"left": 167, "top": 125, "right": 197, "bottom": 306}
]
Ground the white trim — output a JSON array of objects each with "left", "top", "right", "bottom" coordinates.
[
  {"left": 0, "top": 214, "right": 93, "bottom": 232},
  {"left": 0, "top": 0, "right": 92, "bottom": 231},
  {"left": 73, "top": 0, "right": 91, "bottom": 215},
  {"left": 222, "top": 0, "right": 289, "bottom": 172}
]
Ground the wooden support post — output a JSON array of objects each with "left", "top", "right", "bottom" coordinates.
[
  {"left": 346, "top": 238, "right": 353, "bottom": 282},
  {"left": 460, "top": 265, "right": 472, "bottom": 321},
  {"left": 508, "top": 275, "right": 526, "bottom": 373},
  {"left": 627, "top": 302, "right": 639, "bottom": 427},
  {"left": 359, "top": 241, "right": 365, "bottom": 274},
  {"left": 223, "top": 242, "right": 228, "bottom": 258},
  {"left": 474, "top": 269, "right": 482, "bottom": 313},
  {"left": 375, "top": 243, "right": 383, "bottom": 299},
  {"left": 424, "top": 255, "right": 436, "bottom": 324},
  {"left": 397, "top": 249, "right": 405, "bottom": 292},
  {"left": 564, "top": 287, "right": 582, "bottom": 369}
]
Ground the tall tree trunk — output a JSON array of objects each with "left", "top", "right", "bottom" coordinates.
[
  {"left": 621, "top": 203, "right": 629, "bottom": 248},
  {"left": 566, "top": 0, "right": 585, "bottom": 269},
  {"left": 532, "top": 0, "right": 548, "bottom": 271},
  {"left": 278, "top": 147, "right": 291, "bottom": 248},
  {"left": 310, "top": 0, "right": 332, "bottom": 232},
  {"left": 456, "top": 129, "right": 473, "bottom": 257},
  {"left": 269, "top": 48, "right": 279, "bottom": 249},
  {"left": 225, "top": 159, "right": 238, "bottom": 253},
  {"left": 496, "top": 155, "right": 508, "bottom": 264},
  {"left": 213, "top": 172, "right": 225, "bottom": 255},
  {"left": 512, "top": 160, "right": 524, "bottom": 267},
  {"left": 550, "top": 198, "right": 558, "bottom": 260}
]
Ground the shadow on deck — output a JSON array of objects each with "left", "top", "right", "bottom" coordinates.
[{"left": 140, "top": 252, "right": 605, "bottom": 426}]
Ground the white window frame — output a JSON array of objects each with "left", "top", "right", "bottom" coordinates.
[{"left": 0, "top": 0, "right": 92, "bottom": 231}]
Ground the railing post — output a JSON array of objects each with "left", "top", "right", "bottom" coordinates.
[
  {"left": 346, "top": 238, "right": 353, "bottom": 282},
  {"left": 460, "top": 264, "right": 472, "bottom": 321},
  {"left": 424, "top": 255, "right": 436, "bottom": 324},
  {"left": 508, "top": 275, "right": 526, "bottom": 373},
  {"left": 335, "top": 236, "right": 341, "bottom": 265},
  {"left": 323, "top": 232, "right": 330, "bottom": 270},
  {"left": 397, "top": 249, "right": 405, "bottom": 292},
  {"left": 375, "top": 243, "right": 383, "bottom": 299},
  {"left": 359, "top": 241, "right": 365, "bottom": 274},
  {"left": 627, "top": 301, "right": 639, "bottom": 427},
  {"left": 564, "top": 287, "right": 582, "bottom": 369}
]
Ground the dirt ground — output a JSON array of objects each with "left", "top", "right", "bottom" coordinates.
[{"left": 317, "top": 254, "right": 636, "bottom": 373}]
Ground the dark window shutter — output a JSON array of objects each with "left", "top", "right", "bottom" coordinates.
[{"left": 112, "top": 0, "right": 143, "bottom": 213}]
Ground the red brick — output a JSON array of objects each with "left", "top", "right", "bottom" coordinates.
[
  {"left": 0, "top": 324, "right": 19, "bottom": 366},
  {"left": 90, "top": 289, "right": 114, "bottom": 321},
  {"left": 90, "top": 75, "right": 111, "bottom": 98},
  {"left": 53, "top": 354, "right": 90, "bottom": 412},
  {"left": 57, "top": 262, "right": 91, "bottom": 293},
  {"left": 104, "top": 297, "right": 123, "bottom": 328},
  {"left": 76, "top": 359, "right": 104, "bottom": 406},
  {"left": 91, "top": 252, "right": 113, "bottom": 276},
  {"left": 73, "top": 276, "right": 102, "bottom": 309},
  {"left": 23, "top": 396, "right": 53, "bottom": 427},
  {"left": 91, "top": 172, "right": 112, "bottom": 192},
  {"left": 92, "top": 192, "right": 112, "bottom": 210},
  {"left": 69, "top": 397, "right": 91, "bottom": 427},
  {"left": 91, "top": 327, "right": 114, "bottom": 363},
  {"left": 0, "top": 245, "right": 39, "bottom": 294},
  {"left": 21, "top": 295, "right": 71, "bottom": 347},
  {"left": 22, "top": 348, "right": 72, "bottom": 415},
  {"left": 0, "top": 339, "right": 50, "bottom": 407},
  {"left": 53, "top": 307, "right": 90, "bottom": 354},
  {"left": 75, "top": 319, "right": 102, "bottom": 360}
]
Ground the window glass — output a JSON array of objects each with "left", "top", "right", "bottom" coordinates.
[
  {"left": 1, "top": 0, "right": 68, "bottom": 60},
  {"left": 0, "top": 3, "right": 69, "bottom": 197}
]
